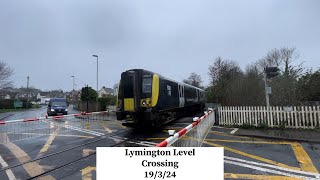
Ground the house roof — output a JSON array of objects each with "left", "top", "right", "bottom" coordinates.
[
  {"left": 39, "top": 92, "right": 50, "bottom": 96},
  {"left": 101, "top": 87, "right": 114, "bottom": 94}
]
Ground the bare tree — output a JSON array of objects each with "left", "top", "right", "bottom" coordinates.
[
  {"left": 0, "top": 61, "right": 14, "bottom": 90},
  {"left": 257, "top": 47, "right": 303, "bottom": 105},
  {"left": 183, "top": 72, "right": 203, "bottom": 88},
  {"left": 208, "top": 57, "right": 241, "bottom": 86},
  {"left": 207, "top": 57, "right": 243, "bottom": 104},
  {"left": 280, "top": 47, "right": 303, "bottom": 78},
  {"left": 113, "top": 83, "right": 119, "bottom": 95},
  {"left": 257, "top": 48, "right": 282, "bottom": 72}
]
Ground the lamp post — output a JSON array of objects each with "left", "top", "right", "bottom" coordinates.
[
  {"left": 71, "top": 76, "right": 75, "bottom": 109},
  {"left": 92, "top": 54, "right": 99, "bottom": 112},
  {"left": 26, "top": 76, "right": 29, "bottom": 108}
]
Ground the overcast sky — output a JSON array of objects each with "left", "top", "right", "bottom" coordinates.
[{"left": 1, "top": 0, "right": 319, "bottom": 91}]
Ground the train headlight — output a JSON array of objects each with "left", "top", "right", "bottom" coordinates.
[{"left": 142, "top": 100, "right": 146, "bottom": 106}]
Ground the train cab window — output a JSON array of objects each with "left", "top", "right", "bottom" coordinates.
[
  {"left": 123, "top": 76, "right": 133, "bottom": 98},
  {"left": 142, "top": 77, "right": 152, "bottom": 93}
]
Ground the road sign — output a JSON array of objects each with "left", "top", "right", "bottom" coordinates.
[
  {"left": 266, "top": 87, "right": 272, "bottom": 94},
  {"left": 283, "top": 106, "right": 293, "bottom": 112},
  {"left": 14, "top": 100, "right": 23, "bottom": 108}
]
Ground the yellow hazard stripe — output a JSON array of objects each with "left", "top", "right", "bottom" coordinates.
[{"left": 291, "top": 143, "right": 319, "bottom": 173}]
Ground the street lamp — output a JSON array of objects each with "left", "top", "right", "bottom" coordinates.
[
  {"left": 71, "top": 76, "right": 75, "bottom": 109},
  {"left": 92, "top": 54, "right": 99, "bottom": 112}
]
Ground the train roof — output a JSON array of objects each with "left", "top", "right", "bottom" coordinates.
[{"left": 125, "top": 69, "right": 204, "bottom": 91}]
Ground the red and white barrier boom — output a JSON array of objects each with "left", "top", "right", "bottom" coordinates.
[
  {"left": 0, "top": 110, "right": 114, "bottom": 144},
  {"left": 156, "top": 108, "right": 215, "bottom": 147}
]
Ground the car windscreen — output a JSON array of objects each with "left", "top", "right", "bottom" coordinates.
[{"left": 51, "top": 101, "right": 67, "bottom": 107}]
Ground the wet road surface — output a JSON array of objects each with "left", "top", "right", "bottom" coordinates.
[{"left": 0, "top": 108, "right": 319, "bottom": 179}]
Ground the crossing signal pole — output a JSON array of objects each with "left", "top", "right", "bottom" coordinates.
[{"left": 264, "top": 67, "right": 280, "bottom": 108}]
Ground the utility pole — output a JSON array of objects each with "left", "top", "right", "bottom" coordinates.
[
  {"left": 71, "top": 76, "right": 75, "bottom": 109},
  {"left": 86, "top": 85, "right": 89, "bottom": 113},
  {"left": 263, "top": 73, "right": 270, "bottom": 108},
  {"left": 92, "top": 55, "right": 99, "bottom": 112},
  {"left": 26, "top": 76, "right": 29, "bottom": 108}
]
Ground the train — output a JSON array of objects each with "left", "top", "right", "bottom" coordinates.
[{"left": 116, "top": 69, "right": 205, "bottom": 128}]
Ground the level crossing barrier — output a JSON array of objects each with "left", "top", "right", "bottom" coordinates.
[
  {"left": 0, "top": 110, "right": 115, "bottom": 144},
  {"left": 156, "top": 108, "right": 215, "bottom": 147}
]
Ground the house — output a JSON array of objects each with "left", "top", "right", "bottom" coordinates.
[
  {"left": 66, "top": 90, "right": 81, "bottom": 103},
  {"left": 47, "top": 90, "right": 65, "bottom": 98},
  {"left": 15, "top": 92, "right": 38, "bottom": 101},
  {"left": 99, "top": 86, "right": 115, "bottom": 97},
  {"left": 0, "top": 92, "right": 12, "bottom": 99},
  {"left": 37, "top": 92, "right": 50, "bottom": 105}
]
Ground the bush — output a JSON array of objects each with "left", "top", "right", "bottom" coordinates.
[
  {"left": 98, "top": 95, "right": 116, "bottom": 111},
  {"left": 0, "top": 99, "right": 14, "bottom": 109}
]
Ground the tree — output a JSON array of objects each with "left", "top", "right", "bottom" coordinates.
[
  {"left": 80, "top": 86, "right": 97, "bottom": 101},
  {"left": 206, "top": 48, "right": 304, "bottom": 106},
  {"left": 297, "top": 69, "right": 320, "bottom": 103},
  {"left": 0, "top": 61, "right": 14, "bottom": 90},
  {"left": 207, "top": 57, "right": 243, "bottom": 105},
  {"left": 254, "top": 47, "right": 304, "bottom": 105},
  {"left": 183, "top": 72, "right": 203, "bottom": 88},
  {"left": 113, "top": 83, "right": 119, "bottom": 95}
]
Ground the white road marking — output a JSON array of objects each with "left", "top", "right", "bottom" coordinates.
[
  {"left": 39, "top": 113, "right": 106, "bottom": 136},
  {"left": 212, "top": 126, "right": 234, "bottom": 129},
  {"left": 225, "top": 156, "right": 320, "bottom": 178},
  {"left": 230, "top": 128, "right": 239, "bottom": 134},
  {"left": 43, "top": 120, "right": 104, "bottom": 136},
  {"left": 0, "top": 154, "right": 17, "bottom": 180},
  {"left": 108, "top": 136, "right": 158, "bottom": 147},
  {"left": 128, "top": 141, "right": 154, "bottom": 147},
  {"left": 225, "top": 160, "right": 316, "bottom": 179},
  {"left": 139, "top": 141, "right": 158, "bottom": 145}
]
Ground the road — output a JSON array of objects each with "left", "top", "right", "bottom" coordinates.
[{"left": 0, "top": 108, "right": 319, "bottom": 179}]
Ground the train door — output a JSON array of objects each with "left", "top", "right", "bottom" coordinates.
[
  {"left": 122, "top": 71, "right": 139, "bottom": 111},
  {"left": 196, "top": 89, "right": 199, "bottom": 102}
]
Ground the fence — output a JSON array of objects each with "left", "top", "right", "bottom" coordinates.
[
  {"left": 219, "top": 106, "right": 320, "bottom": 129},
  {"left": 156, "top": 108, "right": 215, "bottom": 147},
  {"left": 0, "top": 110, "right": 114, "bottom": 144}
]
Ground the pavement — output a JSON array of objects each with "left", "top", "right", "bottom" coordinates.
[{"left": 234, "top": 128, "right": 320, "bottom": 144}]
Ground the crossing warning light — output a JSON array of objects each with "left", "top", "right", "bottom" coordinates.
[{"left": 265, "top": 67, "right": 280, "bottom": 79}]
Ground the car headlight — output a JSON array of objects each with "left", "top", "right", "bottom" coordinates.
[
  {"left": 51, "top": 109, "right": 55, "bottom": 112},
  {"left": 65, "top": 109, "right": 68, "bottom": 111}
]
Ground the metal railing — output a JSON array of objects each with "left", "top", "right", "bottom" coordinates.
[
  {"left": 156, "top": 108, "right": 215, "bottom": 147},
  {"left": 0, "top": 111, "right": 114, "bottom": 144}
]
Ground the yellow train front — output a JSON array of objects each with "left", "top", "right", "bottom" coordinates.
[{"left": 116, "top": 69, "right": 205, "bottom": 128}]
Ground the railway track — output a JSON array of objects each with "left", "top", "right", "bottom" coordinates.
[{"left": 0, "top": 128, "right": 147, "bottom": 179}]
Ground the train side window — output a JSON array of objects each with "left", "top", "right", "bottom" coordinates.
[
  {"left": 142, "top": 77, "right": 152, "bottom": 93},
  {"left": 182, "top": 86, "right": 184, "bottom": 97},
  {"left": 167, "top": 85, "right": 171, "bottom": 96}
]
